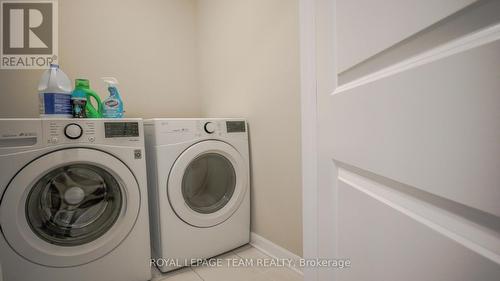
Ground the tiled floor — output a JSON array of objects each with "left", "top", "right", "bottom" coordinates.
[{"left": 151, "top": 245, "right": 303, "bottom": 281}]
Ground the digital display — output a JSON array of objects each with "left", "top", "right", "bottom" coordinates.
[
  {"left": 105, "top": 122, "right": 139, "bottom": 138},
  {"left": 226, "top": 121, "right": 246, "bottom": 133}
]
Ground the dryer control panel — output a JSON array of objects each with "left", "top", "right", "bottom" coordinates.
[
  {"left": 146, "top": 118, "right": 247, "bottom": 145},
  {"left": 225, "top": 121, "right": 246, "bottom": 133},
  {"left": 198, "top": 120, "right": 247, "bottom": 136}
]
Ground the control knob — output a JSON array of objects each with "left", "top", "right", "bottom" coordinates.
[
  {"left": 64, "top": 123, "right": 83, "bottom": 139},
  {"left": 204, "top": 122, "right": 216, "bottom": 134}
]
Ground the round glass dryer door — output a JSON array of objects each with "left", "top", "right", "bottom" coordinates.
[
  {"left": 0, "top": 148, "right": 140, "bottom": 267},
  {"left": 182, "top": 153, "right": 236, "bottom": 214},
  {"left": 168, "top": 140, "right": 248, "bottom": 228}
]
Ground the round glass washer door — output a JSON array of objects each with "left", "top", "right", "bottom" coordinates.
[
  {"left": 26, "top": 164, "right": 122, "bottom": 246},
  {"left": 0, "top": 148, "right": 140, "bottom": 268},
  {"left": 168, "top": 140, "right": 248, "bottom": 228}
]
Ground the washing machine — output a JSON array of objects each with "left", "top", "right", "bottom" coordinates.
[
  {"left": 0, "top": 119, "right": 151, "bottom": 281},
  {"left": 144, "top": 118, "right": 250, "bottom": 272}
]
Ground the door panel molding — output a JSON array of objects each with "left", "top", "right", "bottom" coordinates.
[
  {"left": 336, "top": 0, "right": 477, "bottom": 72},
  {"left": 329, "top": 37, "right": 500, "bottom": 217},
  {"left": 334, "top": 22, "right": 500, "bottom": 95},
  {"left": 338, "top": 167, "right": 500, "bottom": 264},
  {"left": 337, "top": 176, "right": 500, "bottom": 281},
  {"left": 338, "top": 0, "right": 500, "bottom": 85}
]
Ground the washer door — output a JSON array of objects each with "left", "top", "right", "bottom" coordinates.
[
  {"left": 0, "top": 148, "right": 140, "bottom": 267},
  {"left": 168, "top": 140, "right": 248, "bottom": 228}
]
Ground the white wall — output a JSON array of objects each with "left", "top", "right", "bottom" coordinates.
[
  {"left": 197, "top": 0, "right": 303, "bottom": 256},
  {"left": 0, "top": 0, "right": 200, "bottom": 118}
]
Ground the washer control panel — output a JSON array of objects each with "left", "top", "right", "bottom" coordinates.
[
  {"left": 43, "top": 119, "right": 143, "bottom": 145},
  {"left": 104, "top": 122, "right": 140, "bottom": 138},
  {"left": 46, "top": 121, "right": 96, "bottom": 144}
]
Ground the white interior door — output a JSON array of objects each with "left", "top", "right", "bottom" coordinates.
[{"left": 304, "top": 0, "right": 500, "bottom": 280}]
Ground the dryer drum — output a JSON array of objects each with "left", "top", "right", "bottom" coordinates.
[{"left": 181, "top": 153, "right": 236, "bottom": 214}]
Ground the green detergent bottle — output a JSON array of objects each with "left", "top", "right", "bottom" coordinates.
[{"left": 73, "top": 79, "right": 103, "bottom": 118}]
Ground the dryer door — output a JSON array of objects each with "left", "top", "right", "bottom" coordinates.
[
  {"left": 0, "top": 148, "right": 140, "bottom": 267},
  {"left": 168, "top": 140, "right": 248, "bottom": 228}
]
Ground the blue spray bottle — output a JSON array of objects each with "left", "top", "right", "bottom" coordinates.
[{"left": 101, "top": 77, "right": 124, "bottom": 118}]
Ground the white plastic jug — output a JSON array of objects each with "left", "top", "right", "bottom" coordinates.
[{"left": 38, "top": 64, "right": 72, "bottom": 118}]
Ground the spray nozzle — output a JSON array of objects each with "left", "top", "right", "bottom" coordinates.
[{"left": 101, "top": 77, "right": 119, "bottom": 87}]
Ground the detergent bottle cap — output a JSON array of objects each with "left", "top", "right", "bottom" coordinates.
[{"left": 75, "top": 78, "right": 90, "bottom": 88}]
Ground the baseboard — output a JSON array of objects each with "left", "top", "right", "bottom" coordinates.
[{"left": 249, "top": 232, "right": 303, "bottom": 275}]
